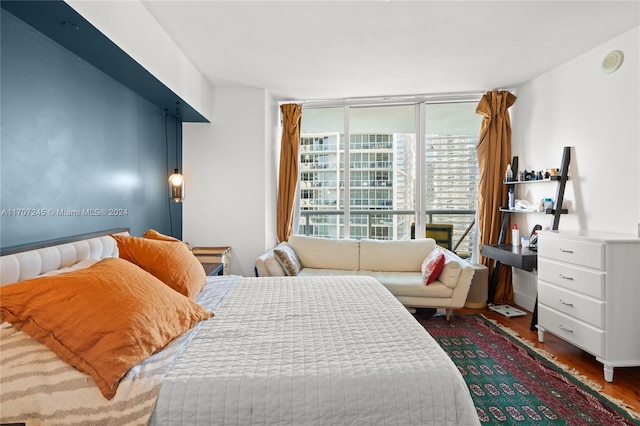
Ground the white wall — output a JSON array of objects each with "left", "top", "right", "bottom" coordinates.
[
  {"left": 510, "top": 26, "right": 639, "bottom": 310},
  {"left": 264, "top": 95, "right": 281, "bottom": 251},
  {"left": 65, "top": 1, "right": 277, "bottom": 274},
  {"left": 182, "top": 88, "right": 279, "bottom": 276}
]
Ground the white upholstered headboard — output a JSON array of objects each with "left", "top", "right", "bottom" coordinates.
[{"left": 0, "top": 228, "right": 129, "bottom": 286}]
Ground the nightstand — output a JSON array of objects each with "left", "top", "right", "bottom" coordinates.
[
  {"left": 201, "top": 262, "right": 223, "bottom": 276},
  {"left": 191, "top": 246, "right": 231, "bottom": 275}
]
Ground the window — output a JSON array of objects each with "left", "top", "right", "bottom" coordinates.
[
  {"left": 297, "top": 101, "right": 480, "bottom": 256},
  {"left": 424, "top": 103, "right": 481, "bottom": 256}
]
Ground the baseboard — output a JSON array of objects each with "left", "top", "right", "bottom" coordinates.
[{"left": 513, "top": 292, "right": 536, "bottom": 313}]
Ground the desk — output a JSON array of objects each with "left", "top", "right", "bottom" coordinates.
[
  {"left": 482, "top": 244, "right": 537, "bottom": 272},
  {"left": 482, "top": 243, "right": 538, "bottom": 330}
]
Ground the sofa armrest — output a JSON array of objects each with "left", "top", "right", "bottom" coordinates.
[
  {"left": 254, "top": 249, "right": 286, "bottom": 277},
  {"left": 439, "top": 248, "right": 475, "bottom": 308}
]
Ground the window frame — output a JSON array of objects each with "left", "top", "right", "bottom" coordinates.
[{"left": 295, "top": 96, "right": 481, "bottom": 251}]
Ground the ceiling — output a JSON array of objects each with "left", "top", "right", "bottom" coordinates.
[{"left": 141, "top": 1, "right": 640, "bottom": 102}]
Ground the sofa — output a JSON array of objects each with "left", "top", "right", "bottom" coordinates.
[{"left": 255, "top": 235, "right": 475, "bottom": 319}]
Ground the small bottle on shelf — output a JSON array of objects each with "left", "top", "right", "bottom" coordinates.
[
  {"left": 505, "top": 164, "right": 513, "bottom": 182},
  {"left": 512, "top": 224, "right": 519, "bottom": 246},
  {"left": 508, "top": 187, "right": 515, "bottom": 209}
]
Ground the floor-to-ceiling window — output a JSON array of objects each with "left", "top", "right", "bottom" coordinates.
[
  {"left": 349, "top": 105, "right": 415, "bottom": 240},
  {"left": 297, "top": 99, "right": 480, "bottom": 256},
  {"left": 424, "top": 102, "right": 481, "bottom": 256},
  {"left": 299, "top": 107, "right": 344, "bottom": 238}
]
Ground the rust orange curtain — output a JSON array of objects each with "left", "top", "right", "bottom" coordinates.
[
  {"left": 277, "top": 104, "right": 303, "bottom": 242},
  {"left": 476, "top": 91, "right": 517, "bottom": 304}
]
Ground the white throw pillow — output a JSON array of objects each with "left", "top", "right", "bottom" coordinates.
[{"left": 438, "top": 253, "right": 462, "bottom": 288}]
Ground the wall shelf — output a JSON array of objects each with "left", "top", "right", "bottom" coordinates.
[
  {"left": 483, "top": 146, "right": 571, "bottom": 330},
  {"left": 499, "top": 208, "right": 569, "bottom": 214},
  {"left": 503, "top": 176, "right": 564, "bottom": 184}
]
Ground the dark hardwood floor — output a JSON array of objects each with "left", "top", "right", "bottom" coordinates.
[{"left": 448, "top": 305, "right": 640, "bottom": 416}]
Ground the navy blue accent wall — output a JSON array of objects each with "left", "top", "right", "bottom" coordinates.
[{"left": 0, "top": 10, "right": 182, "bottom": 249}]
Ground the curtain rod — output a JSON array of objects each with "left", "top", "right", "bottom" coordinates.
[{"left": 281, "top": 89, "right": 514, "bottom": 108}]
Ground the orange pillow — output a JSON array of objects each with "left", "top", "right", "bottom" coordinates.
[
  {"left": 142, "top": 228, "right": 181, "bottom": 242},
  {"left": 0, "top": 258, "right": 213, "bottom": 400},
  {"left": 112, "top": 234, "right": 206, "bottom": 299}
]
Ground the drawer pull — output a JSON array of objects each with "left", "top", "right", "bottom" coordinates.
[
  {"left": 558, "top": 299, "right": 574, "bottom": 307},
  {"left": 558, "top": 324, "right": 574, "bottom": 333},
  {"left": 559, "top": 274, "right": 574, "bottom": 281},
  {"left": 559, "top": 248, "right": 574, "bottom": 254}
]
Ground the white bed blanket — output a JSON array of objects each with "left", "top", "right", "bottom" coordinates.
[
  {"left": 150, "top": 276, "right": 479, "bottom": 426},
  {"left": 0, "top": 276, "right": 237, "bottom": 426}
]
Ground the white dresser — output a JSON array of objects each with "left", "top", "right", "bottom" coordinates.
[{"left": 537, "top": 230, "right": 640, "bottom": 382}]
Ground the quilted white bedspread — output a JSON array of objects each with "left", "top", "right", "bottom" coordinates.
[{"left": 150, "top": 275, "right": 479, "bottom": 426}]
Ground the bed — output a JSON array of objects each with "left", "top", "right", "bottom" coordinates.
[{"left": 0, "top": 229, "right": 479, "bottom": 426}]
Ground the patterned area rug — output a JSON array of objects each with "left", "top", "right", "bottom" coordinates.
[{"left": 415, "top": 313, "right": 640, "bottom": 425}]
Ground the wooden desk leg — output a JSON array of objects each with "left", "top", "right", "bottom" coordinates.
[
  {"left": 487, "top": 260, "right": 502, "bottom": 304},
  {"left": 530, "top": 295, "right": 538, "bottom": 331}
]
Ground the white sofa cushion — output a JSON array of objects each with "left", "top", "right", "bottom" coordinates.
[
  {"left": 255, "top": 249, "right": 286, "bottom": 277},
  {"left": 359, "top": 238, "right": 436, "bottom": 272},
  {"left": 372, "top": 272, "right": 454, "bottom": 298},
  {"left": 288, "top": 235, "right": 360, "bottom": 271},
  {"left": 297, "top": 268, "right": 368, "bottom": 277},
  {"left": 439, "top": 253, "right": 463, "bottom": 289},
  {"left": 297, "top": 269, "right": 453, "bottom": 299}
]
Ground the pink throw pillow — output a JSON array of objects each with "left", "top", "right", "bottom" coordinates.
[{"left": 421, "top": 249, "right": 446, "bottom": 285}]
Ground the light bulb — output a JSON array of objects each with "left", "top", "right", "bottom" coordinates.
[{"left": 170, "top": 174, "right": 183, "bottom": 186}]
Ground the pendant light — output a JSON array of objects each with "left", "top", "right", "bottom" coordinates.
[
  {"left": 169, "top": 169, "right": 184, "bottom": 202},
  {"left": 168, "top": 102, "right": 184, "bottom": 202}
]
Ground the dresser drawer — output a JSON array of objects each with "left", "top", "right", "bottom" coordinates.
[
  {"left": 538, "top": 305, "right": 604, "bottom": 357},
  {"left": 538, "top": 258, "right": 604, "bottom": 299},
  {"left": 538, "top": 282, "right": 604, "bottom": 328},
  {"left": 539, "top": 235, "right": 605, "bottom": 270}
]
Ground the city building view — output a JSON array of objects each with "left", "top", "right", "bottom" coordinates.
[{"left": 297, "top": 103, "right": 480, "bottom": 257}]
